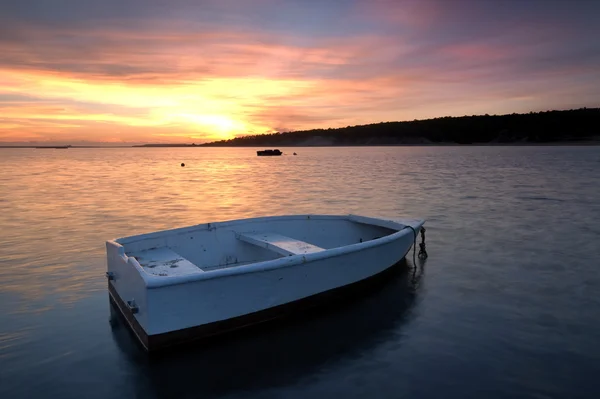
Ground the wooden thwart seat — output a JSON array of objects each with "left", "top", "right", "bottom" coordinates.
[
  {"left": 129, "top": 247, "right": 202, "bottom": 276},
  {"left": 236, "top": 232, "right": 325, "bottom": 256}
]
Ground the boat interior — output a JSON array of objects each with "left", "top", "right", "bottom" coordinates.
[{"left": 117, "top": 215, "right": 402, "bottom": 277}]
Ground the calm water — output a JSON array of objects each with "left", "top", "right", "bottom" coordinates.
[{"left": 1, "top": 146, "right": 600, "bottom": 399}]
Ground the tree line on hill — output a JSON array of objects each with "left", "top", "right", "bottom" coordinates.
[{"left": 199, "top": 108, "right": 599, "bottom": 146}]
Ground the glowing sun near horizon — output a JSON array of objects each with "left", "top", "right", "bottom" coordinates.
[{"left": 172, "top": 113, "right": 245, "bottom": 140}]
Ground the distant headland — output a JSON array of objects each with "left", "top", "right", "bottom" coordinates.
[{"left": 134, "top": 108, "right": 600, "bottom": 148}]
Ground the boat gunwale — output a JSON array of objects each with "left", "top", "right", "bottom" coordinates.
[{"left": 107, "top": 214, "right": 424, "bottom": 289}]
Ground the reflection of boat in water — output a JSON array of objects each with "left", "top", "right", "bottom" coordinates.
[
  {"left": 105, "top": 215, "right": 425, "bottom": 352},
  {"left": 35, "top": 145, "right": 71, "bottom": 149},
  {"left": 109, "top": 258, "right": 424, "bottom": 397},
  {"left": 257, "top": 149, "right": 282, "bottom": 156}
]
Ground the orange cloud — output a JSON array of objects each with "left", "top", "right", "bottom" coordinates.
[{"left": 1, "top": 23, "right": 382, "bottom": 142}]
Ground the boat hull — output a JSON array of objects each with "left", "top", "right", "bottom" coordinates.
[
  {"left": 108, "top": 255, "right": 409, "bottom": 352},
  {"left": 106, "top": 215, "right": 423, "bottom": 352}
]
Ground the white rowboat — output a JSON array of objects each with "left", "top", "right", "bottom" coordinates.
[{"left": 105, "top": 214, "right": 425, "bottom": 351}]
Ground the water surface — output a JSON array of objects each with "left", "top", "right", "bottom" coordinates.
[{"left": 1, "top": 146, "right": 600, "bottom": 398}]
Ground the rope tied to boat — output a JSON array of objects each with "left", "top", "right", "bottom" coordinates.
[
  {"left": 403, "top": 225, "right": 428, "bottom": 264},
  {"left": 418, "top": 227, "right": 428, "bottom": 260}
]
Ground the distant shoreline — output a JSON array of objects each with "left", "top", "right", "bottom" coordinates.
[
  {"left": 2, "top": 108, "right": 598, "bottom": 148},
  {"left": 3, "top": 141, "right": 599, "bottom": 149},
  {"left": 0, "top": 145, "right": 135, "bottom": 148},
  {"left": 199, "top": 107, "right": 600, "bottom": 148},
  {"left": 131, "top": 140, "right": 600, "bottom": 148}
]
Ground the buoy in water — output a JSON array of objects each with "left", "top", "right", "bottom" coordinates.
[{"left": 181, "top": 163, "right": 185, "bottom": 167}]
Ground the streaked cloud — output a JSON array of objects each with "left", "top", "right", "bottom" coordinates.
[{"left": 1, "top": 0, "right": 599, "bottom": 143}]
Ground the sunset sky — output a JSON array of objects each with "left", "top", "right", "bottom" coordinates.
[{"left": 1, "top": 0, "right": 599, "bottom": 144}]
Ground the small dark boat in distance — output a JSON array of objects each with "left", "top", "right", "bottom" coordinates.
[
  {"left": 257, "top": 149, "right": 282, "bottom": 156},
  {"left": 36, "top": 145, "right": 71, "bottom": 149}
]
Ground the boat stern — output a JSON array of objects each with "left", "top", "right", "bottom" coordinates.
[{"left": 106, "top": 239, "right": 151, "bottom": 349}]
